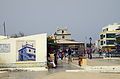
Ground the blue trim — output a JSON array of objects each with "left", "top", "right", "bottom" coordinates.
[
  {"left": 18, "top": 46, "right": 36, "bottom": 52},
  {"left": 18, "top": 43, "right": 36, "bottom": 61}
]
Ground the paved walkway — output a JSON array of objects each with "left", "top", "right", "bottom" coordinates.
[
  {"left": 70, "top": 57, "right": 120, "bottom": 73},
  {"left": 72, "top": 57, "right": 120, "bottom": 66},
  {"left": 41, "top": 58, "right": 120, "bottom": 79},
  {"left": 40, "top": 72, "right": 120, "bottom": 79},
  {"left": 0, "top": 60, "right": 81, "bottom": 79},
  {"left": 1, "top": 58, "right": 120, "bottom": 79},
  {"left": 48, "top": 59, "right": 81, "bottom": 73}
]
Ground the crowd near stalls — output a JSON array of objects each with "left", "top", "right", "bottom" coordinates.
[
  {"left": 47, "top": 44, "right": 74, "bottom": 68},
  {"left": 47, "top": 27, "right": 86, "bottom": 68},
  {"left": 96, "top": 48, "right": 120, "bottom": 57}
]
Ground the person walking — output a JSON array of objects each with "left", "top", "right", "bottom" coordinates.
[
  {"left": 68, "top": 48, "right": 72, "bottom": 64},
  {"left": 98, "top": 49, "right": 102, "bottom": 57},
  {"left": 87, "top": 48, "right": 90, "bottom": 58},
  {"left": 87, "top": 48, "right": 92, "bottom": 59},
  {"left": 89, "top": 48, "right": 92, "bottom": 59}
]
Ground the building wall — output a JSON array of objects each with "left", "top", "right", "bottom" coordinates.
[
  {"left": 0, "top": 35, "right": 7, "bottom": 40},
  {"left": 102, "top": 23, "right": 120, "bottom": 32},
  {"left": 0, "top": 33, "right": 47, "bottom": 68},
  {"left": 56, "top": 35, "right": 71, "bottom": 40},
  {"left": 0, "top": 38, "right": 16, "bottom": 63}
]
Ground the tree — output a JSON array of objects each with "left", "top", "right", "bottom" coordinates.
[
  {"left": 47, "top": 36, "right": 58, "bottom": 67},
  {"left": 47, "top": 36, "right": 57, "bottom": 53},
  {"left": 10, "top": 32, "right": 25, "bottom": 38},
  {"left": 10, "top": 34, "right": 18, "bottom": 38},
  {"left": 18, "top": 32, "right": 24, "bottom": 37}
]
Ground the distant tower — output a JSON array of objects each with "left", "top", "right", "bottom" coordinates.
[{"left": 54, "top": 27, "right": 71, "bottom": 40}]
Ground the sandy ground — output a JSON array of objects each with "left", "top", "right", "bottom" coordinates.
[
  {"left": 37, "top": 72, "right": 120, "bottom": 79},
  {"left": 0, "top": 71, "right": 120, "bottom": 79}
]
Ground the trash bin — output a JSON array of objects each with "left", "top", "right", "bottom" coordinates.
[{"left": 78, "top": 56, "right": 87, "bottom": 66}]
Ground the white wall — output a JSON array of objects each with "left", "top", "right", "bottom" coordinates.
[
  {"left": 0, "top": 33, "right": 47, "bottom": 68},
  {"left": 0, "top": 38, "right": 16, "bottom": 63},
  {"left": 0, "top": 35, "right": 7, "bottom": 40}
]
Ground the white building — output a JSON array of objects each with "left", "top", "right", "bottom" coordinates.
[
  {"left": 52, "top": 27, "right": 85, "bottom": 54},
  {"left": 100, "top": 23, "right": 120, "bottom": 50},
  {"left": 54, "top": 27, "right": 71, "bottom": 40}
]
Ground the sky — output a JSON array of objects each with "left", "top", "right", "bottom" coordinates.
[{"left": 0, "top": 0, "right": 120, "bottom": 42}]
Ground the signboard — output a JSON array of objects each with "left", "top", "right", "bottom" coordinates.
[{"left": 0, "top": 44, "right": 10, "bottom": 53}]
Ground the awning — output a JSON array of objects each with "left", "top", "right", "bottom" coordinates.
[{"left": 56, "top": 39, "right": 84, "bottom": 45}]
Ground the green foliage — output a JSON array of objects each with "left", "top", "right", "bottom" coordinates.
[
  {"left": 47, "top": 37, "right": 54, "bottom": 44},
  {"left": 116, "top": 37, "right": 120, "bottom": 44},
  {"left": 10, "top": 32, "right": 25, "bottom": 38},
  {"left": 47, "top": 36, "right": 58, "bottom": 54}
]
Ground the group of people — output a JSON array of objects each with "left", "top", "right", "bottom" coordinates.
[
  {"left": 48, "top": 47, "right": 108, "bottom": 68},
  {"left": 97, "top": 48, "right": 113, "bottom": 57},
  {"left": 85, "top": 48, "right": 93, "bottom": 59},
  {"left": 47, "top": 48, "right": 73, "bottom": 68},
  {"left": 85, "top": 48, "right": 113, "bottom": 58},
  {"left": 57, "top": 48, "right": 73, "bottom": 63},
  {"left": 47, "top": 46, "right": 116, "bottom": 68}
]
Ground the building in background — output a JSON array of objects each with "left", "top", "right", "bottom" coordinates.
[
  {"left": 99, "top": 23, "right": 120, "bottom": 51},
  {"left": 51, "top": 27, "right": 85, "bottom": 56},
  {"left": 116, "top": 33, "right": 120, "bottom": 52},
  {"left": 54, "top": 27, "right": 71, "bottom": 40}
]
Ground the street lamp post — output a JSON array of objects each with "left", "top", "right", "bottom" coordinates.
[
  {"left": 54, "top": 32, "right": 58, "bottom": 66},
  {"left": 89, "top": 37, "right": 92, "bottom": 59},
  {"left": 54, "top": 32, "right": 57, "bottom": 43},
  {"left": 89, "top": 37, "right": 92, "bottom": 48}
]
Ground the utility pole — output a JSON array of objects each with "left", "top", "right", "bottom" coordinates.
[{"left": 3, "top": 21, "right": 6, "bottom": 36}]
